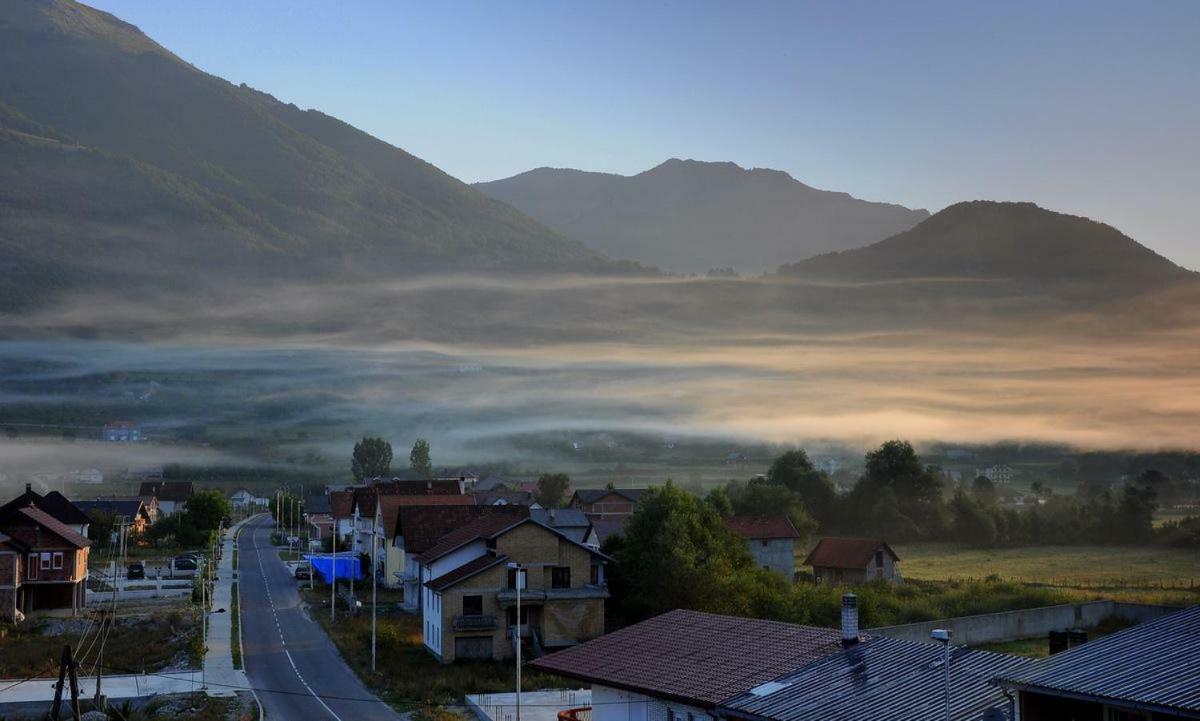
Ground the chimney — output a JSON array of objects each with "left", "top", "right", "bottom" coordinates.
[
  {"left": 841, "top": 593, "right": 859, "bottom": 646},
  {"left": 25, "top": 483, "right": 32, "bottom": 494}
]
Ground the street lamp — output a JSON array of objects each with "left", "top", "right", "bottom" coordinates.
[{"left": 507, "top": 562, "right": 525, "bottom": 721}]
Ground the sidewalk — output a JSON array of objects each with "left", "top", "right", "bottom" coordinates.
[
  {"left": 0, "top": 671, "right": 203, "bottom": 705},
  {"left": 201, "top": 514, "right": 258, "bottom": 697}
]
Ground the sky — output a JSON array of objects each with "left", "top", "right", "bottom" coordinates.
[{"left": 88, "top": 0, "right": 1200, "bottom": 269}]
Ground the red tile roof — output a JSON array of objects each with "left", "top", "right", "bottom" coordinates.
[
  {"left": 329, "top": 490, "right": 354, "bottom": 519},
  {"left": 724, "top": 515, "right": 801, "bottom": 540},
  {"left": 529, "top": 609, "right": 845, "bottom": 707},
  {"left": 426, "top": 553, "right": 510, "bottom": 592},
  {"left": 803, "top": 537, "right": 899, "bottom": 569},
  {"left": 376, "top": 495, "right": 476, "bottom": 539},
  {"left": 413, "top": 509, "right": 530, "bottom": 564},
  {"left": 13, "top": 506, "right": 92, "bottom": 548},
  {"left": 396, "top": 506, "right": 510, "bottom": 554}
]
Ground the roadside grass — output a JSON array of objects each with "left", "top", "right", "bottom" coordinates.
[
  {"left": 893, "top": 543, "right": 1200, "bottom": 589},
  {"left": 231, "top": 581, "right": 242, "bottom": 670},
  {"left": 0, "top": 604, "right": 200, "bottom": 678},
  {"left": 301, "top": 589, "right": 574, "bottom": 709}
]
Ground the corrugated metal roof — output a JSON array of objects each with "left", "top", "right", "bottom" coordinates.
[
  {"left": 994, "top": 605, "right": 1200, "bottom": 715},
  {"left": 722, "top": 636, "right": 1032, "bottom": 721}
]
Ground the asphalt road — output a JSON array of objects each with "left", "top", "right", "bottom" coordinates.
[{"left": 239, "top": 515, "right": 402, "bottom": 721}]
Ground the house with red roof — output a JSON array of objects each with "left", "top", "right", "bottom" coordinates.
[
  {"left": 724, "top": 515, "right": 802, "bottom": 579},
  {"left": 0, "top": 500, "right": 92, "bottom": 621},
  {"left": 415, "top": 512, "right": 609, "bottom": 663},
  {"left": 803, "top": 537, "right": 901, "bottom": 585}
]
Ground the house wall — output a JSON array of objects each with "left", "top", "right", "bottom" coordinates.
[
  {"left": 592, "top": 685, "right": 713, "bottom": 721},
  {"left": 542, "top": 597, "right": 605, "bottom": 647},
  {"left": 576, "top": 494, "right": 636, "bottom": 519},
  {"left": 436, "top": 563, "right": 509, "bottom": 664},
  {"left": 494, "top": 522, "right": 594, "bottom": 592},
  {"left": 747, "top": 538, "right": 795, "bottom": 577}
]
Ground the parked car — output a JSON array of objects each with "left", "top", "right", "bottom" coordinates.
[
  {"left": 172, "top": 556, "right": 198, "bottom": 571},
  {"left": 127, "top": 561, "right": 145, "bottom": 580},
  {"left": 294, "top": 563, "right": 312, "bottom": 581}
]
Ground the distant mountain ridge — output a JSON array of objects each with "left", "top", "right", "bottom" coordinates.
[
  {"left": 780, "top": 201, "right": 1195, "bottom": 288},
  {"left": 0, "top": 0, "right": 618, "bottom": 309},
  {"left": 475, "top": 159, "right": 930, "bottom": 273}
]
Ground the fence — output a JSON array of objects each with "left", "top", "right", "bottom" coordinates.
[{"left": 866, "top": 600, "right": 1180, "bottom": 645}]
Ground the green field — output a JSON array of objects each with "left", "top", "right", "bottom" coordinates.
[{"left": 895, "top": 543, "right": 1200, "bottom": 589}]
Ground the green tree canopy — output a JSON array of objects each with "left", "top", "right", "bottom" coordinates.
[
  {"left": 409, "top": 438, "right": 432, "bottom": 478},
  {"left": 534, "top": 473, "right": 571, "bottom": 508},
  {"left": 767, "top": 449, "right": 838, "bottom": 525},
  {"left": 186, "top": 490, "right": 230, "bottom": 532},
  {"left": 854, "top": 440, "right": 946, "bottom": 538},
  {"left": 971, "top": 475, "right": 997, "bottom": 506},
  {"left": 724, "top": 480, "right": 816, "bottom": 543},
  {"left": 352, "top": 436, "right": 393, "bottom": 481},
  {"left": 605, "top": 482, "right": 791, "bottom": 624}
]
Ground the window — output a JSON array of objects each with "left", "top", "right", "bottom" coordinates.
[
  {"left": 875, "top": 551, "right": 884, "bottom": 569},
  {"left": 507, "top": 568, "right": 526, "bottom": 590},
  {"left": 40, "top": 553, "right": 51, "bottom": 570},
  {"left": 551, "top": 566, "right": 571, "bottom": 589},
  {"left": 590, "top": 564, "right": 600, "bottom": 585},
  {"left": 462, "top": 595, "right": 483, "bottom": 616},
  {"left": 52, "top": 552, "right": 63, "bottom": 570},
  {"left": 761, "top": 539, "right": 769, "bottom": 547},
  {"left": 28, "top": 554, "right": 38, "bottom": 580}
]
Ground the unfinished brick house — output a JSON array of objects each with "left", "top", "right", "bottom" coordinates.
[{"left": 0, "top": 505, "right": 92, "bottom": 620}]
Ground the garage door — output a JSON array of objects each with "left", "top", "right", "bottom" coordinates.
[{"left": 455, "top": 636, "right": 494, "bottom": 660}]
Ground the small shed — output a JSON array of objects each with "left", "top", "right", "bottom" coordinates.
[{"left": 803, "top": 537, "right": 901, "bottom": 585}]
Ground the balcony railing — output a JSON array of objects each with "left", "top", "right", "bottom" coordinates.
[
  {"left": 558, "top": 708, "right": 592, "bottom": 721},
  {"left": 453, "top": 613, "right": 497, "bottom": 631}
]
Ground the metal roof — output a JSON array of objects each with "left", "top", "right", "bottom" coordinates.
[
  {"left": 722, "top": 636, "right": 1033, "bottom": 721},
  {"left": 993, "top": 605, "right": 1200, "bottom": 716}
]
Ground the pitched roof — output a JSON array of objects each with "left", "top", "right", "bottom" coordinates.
[
  {"left": 994, "top": 605, "right": 1200, "bottom": 716},
  {"left": 590, "top": 518, "right": 628, "bottom": 545},
  {"left": 74, "top": 499, "right": 147, "bottom": 519},
  {"left": 396, "top": 506, "right": 508, "bottom": 555},
  {"left": 0, "top": 531, "right": 27, "bottom": 552},
  {"left": 472, "top": 489, "right": 535, "bottom": 506},
  {"left": 329, "top": 490, "right": 354, "bottom": 519},
  {"left": 572, "top": 488, "right": 648, "bottom": 505},
  {"left": 138, "top": 481, "right": 194, "bottom": 502},
  {"left": 803, "top": 538, "right": 898, "bottom": 569},
  {"left": 425, "top": 553, "right": 510, "bottom": 592},
  {"left": 722, "top": 636, "right": 1033, "bottom": 721},
  {"left": 413, "top": 509, "right": 530, "bottom": 563},
  {"left": 474, "top": 475, "right": 513, "bottom": 491},
  {"left": 376, "top": 495, "right": 476, "bottom": 538},
  {"left": 0, "top": 489, "right": 91, "bottom": 527},
  {"left": 305, "top": 494, "right": 332, "bottom": 514},
  {"left": 529, "top": 609, "right": 846, "bottom": 707},
  {"left": 10, "top": 506, "right": 92, "bottom": 548},
  {"left": 530, "top": 508, "right": 594, "bottom": 543},
  {"left": 725, "top": 515, "right": 801, "bottom": 540}
]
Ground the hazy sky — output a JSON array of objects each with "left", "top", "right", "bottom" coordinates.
[{"left": 88, "top": 1, "right": 1200, "bottom": 268}]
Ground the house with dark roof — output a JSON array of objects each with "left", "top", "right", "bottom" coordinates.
[
  {"left": 137, "top": 481, "right": 194, "bottom": 517},
  {"left": 531, "top": 508, "right": 598, "bottom": 547},
  {"left": 530, "top": 609, "right": 848, "bottom": 721},
  {"left": 74, "top": 498, "right": 152, "bottom": 536},
  {"left": 0, "top": 485, "right": 93, "bottom": 538},
  {"left": 720, "top": 634, "right": 1032, "bottom": 721},
  {"left": 417, "top": 513, "right": 609, "bottom": 663},
  {"left": 993, "top": 604, "right": 1200, "bottom": 720},
  {"left": 0, "top": 503, "right": 92, "bottom": 620},
  {"left": 803, "top": 537, "right": 901, "bottom": 584},
  {"left": 472, "top": 488, "right": 541, "bottom": 508},
  {"left": 725, "top": 516, "right": 802, "bottom": 578},
  {"left": 570, "top": 488, "right": 648, "bottom": 520}
]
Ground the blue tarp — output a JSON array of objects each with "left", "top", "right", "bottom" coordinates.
[{"left": 304, "top": 553, "right": 362, "bottom": 583}]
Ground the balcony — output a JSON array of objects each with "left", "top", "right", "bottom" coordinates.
[
  {"left": 559, "top": 708, "right": 591, "bottom": 721},
  {"left": 453, "top": 613, "right": 498, "bottom": 631}
]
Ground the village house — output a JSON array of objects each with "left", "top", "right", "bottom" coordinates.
[
  {"left": 0, "top": 485, "right": 92, "bottom": 538},
  {"left": 74, "top": 498, "right": 153, "bottom": 537},
  {"left": 804, "top": 537, "right": 901, "bottom": 584},
  {"left": 0, "top": 505, "right": 92, "bottom": 619},
  {"left": 370, "top": 494, "right": 477, "bottom": 590},
  {"left": 230, "top": 488, "right": 269, "bottom": 509},
  {"left": 138, "top": 481, "right": 194, "bottom": 517},
  {"left": 570, "top": 488, "right": 647, "bottom": 520},
  {"left": 348, "top": 479, "right": 468, "bottom": 556},
  {"left": 473, "top": 488, "right": 541, "bottom": 508},
  {"left": 103, "top": 420, "right": 142, "bottom": 442},
  {"left": 531, "top": 508, "right": 599, "bottom": 548},
  {"left": 529, "top": 609, "right": 847, "bottom": 721},
  {"left": 979, "top": 464, "right": 1017, "bottom": 484},
  {"left": 417, "top": 514, "right": 609, "bottom": 663},
  {"left": 70, "top": 468, "right": 105, "bottom": 485},
  {"left": 724, "top": 515, "right": 802, "bottom": 578},
  {"left": 993, "top": 604, "right": 1200, "bottom": 720}
]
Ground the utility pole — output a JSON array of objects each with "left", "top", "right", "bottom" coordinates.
[
  {"left": 371, "top": 514, "right": 377, "bottom": 672},
  {"left": 330, "top": 524, "right": 337, "bottom": 622},
  {"left": 508, "top": 562, "right": 523, "bottom": 721}
]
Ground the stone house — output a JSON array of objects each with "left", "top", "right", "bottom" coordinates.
[
  {"left": 417, "top": 514, "right": 609, "bottom": 663},
  {"left": 0, "top": 505, "right": 92, "bottom": 619},
  {"left": 803, "top": 537, "right": 901, "bottom": 584},
  {"left": 724, "top": 515, "right": 802, "bottom": 578},
  {"left": 570, "top": 488, "right": 647, "bottom": 520}
]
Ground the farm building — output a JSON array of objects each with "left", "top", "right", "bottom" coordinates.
[{"left": 803, "top": 537, "right": 901, "bottom": 585}]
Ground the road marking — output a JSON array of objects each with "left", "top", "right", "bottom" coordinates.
[{"left": 251, "top": 520, "right": 344, "bottom": 721}]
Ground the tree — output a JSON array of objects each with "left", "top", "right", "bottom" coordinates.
[
  {"left": 351, "top": 436, "right": 393, "bottom": 481},
  {"left": 409, "top": 438, "right": 432, "bottom": 478},
  {"left": 856, "top": 440, "right": 946, "bottom": 538},
  {"left": 186, "top": 490, "right": 230, "bottom": 532},
  {"left": 951, "top": 489, "right": 998, "bottom": 547},
  {"left": 605, "top": 482, "right": 789, "bottom": 624},
  {"left": 767, "top": 449, "right": 838, "bottom": 526},
  {"left": 724, "top": 480, "right": 816, "bottom": 543},
  {"left": 534, "top": 473, "right": 571, "bottom": 508},
  {"left": 971, "top": 475, "right": 997, "bottom": 506},
  {"left": 86, "top": 510, "right": 117, "bottom": 544}
]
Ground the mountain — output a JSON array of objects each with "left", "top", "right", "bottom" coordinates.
[
  {"left": 0, "top": 0, "right": 615, "bottom": 309},
  {"left": 780, "top": 201, "right": 1195, "bottom": 289},
  {"left": 474, "top": 159, "right": 930, "bottom": 274}
]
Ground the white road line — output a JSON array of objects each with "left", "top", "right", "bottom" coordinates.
[{"left": 251, "top": 521, "right": 343, "bottom": 721}]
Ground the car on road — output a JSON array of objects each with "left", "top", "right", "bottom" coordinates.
[
  {"left": 127, "top": 561, "right": 145, "bottom": 579},
  {"left": 294, "top": 563, "right": 312, "bottom": 580}
]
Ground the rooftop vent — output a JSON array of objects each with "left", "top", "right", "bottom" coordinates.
[{"left": 841, "top": 593, "right": 859, "bottom": 646}]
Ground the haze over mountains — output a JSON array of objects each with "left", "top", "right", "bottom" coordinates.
[
  {"left": 0, "top": 0, "right": 618, "bottom": 309},
  {"left": 476, "top": 159, "right": 930, "bottom": 274}
]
